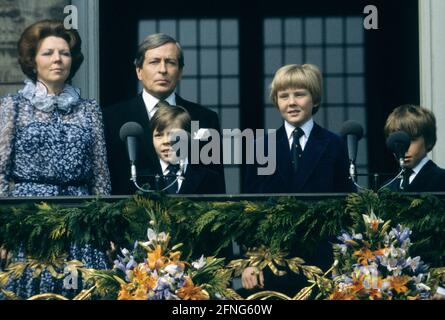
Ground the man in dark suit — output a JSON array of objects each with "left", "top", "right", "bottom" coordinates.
[
  {"left": 242, "top": 64, "right": 353, "bottom": 295},
  {"left": 384, "top": 105, "right": 445, "bottom": 192},
  {"left": 103, "top": 33, "right": 225, "bottom": 194}
]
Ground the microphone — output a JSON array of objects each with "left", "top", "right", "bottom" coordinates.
[
  {"left": 119, "top": 122, "right": 144, "bottom": 182},
  {"left": 340, "top": 120, "right": 364, "bottom": 180},
  {"left": 378, "top": 130, "right": 411, "bottom": 192},
  {"left": 386, "top": 131, "right": 410, "bottom": 168},
  {"left": 178, "top": 159, "right": 186, "bottom": 181}
]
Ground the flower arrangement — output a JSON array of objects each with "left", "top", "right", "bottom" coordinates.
[
  {"left": 113, "top": 227, "right": 233, "bottom": 300},
  {"left": 329, "top": 211, "right": 432, "bottom": 300}
]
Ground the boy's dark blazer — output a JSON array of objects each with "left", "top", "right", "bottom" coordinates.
[
  {"left": 141, "top": 164, "right": 225, "bottom": 194},
  {"left": 244, "top": 123, "right": 354, "bottom": 193},
  {"left": 103, "top": 94, "right": 225, "bottom": 195},
  {"left": 385, "top": 160, "right": 445, "bottom": 192},
  {"left": 179, "top": 165, "right": 225, "bottom": 194}
]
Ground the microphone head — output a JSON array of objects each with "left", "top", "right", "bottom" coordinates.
[
  {"left": 340, "top": 120, "right": 364, "bottom": 140},
  {"left": 386, "top": 130, "right": 411, "bottom": 163},
  {"left": 119, "top": 122, "right": 144, "bottom": 141}
]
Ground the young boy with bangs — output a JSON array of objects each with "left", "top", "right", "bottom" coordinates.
[
  {"left": 145, "top": 105, "right": 225, "bottom": 194},
  {"left": 244, "top": 63, "right": 353, "bottom": 193},
  {"left": 241, "top": 64, "right": 353, "bottom": 295},
  {"left": 384, "top": 104, "right": 445, "bottom": 192}
]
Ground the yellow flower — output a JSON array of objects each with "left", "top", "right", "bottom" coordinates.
[
  {"left": 370, "top": 220, "right": 380, "bottom": 232},
  {"left": 363, "top": 212, "right": 383, "bottom": 232},
  {"left": 367, "top": 288, "right": 383, "bottom": 300},
  {"left": 168, "top": 250, "right": 186, "bottom": 270},
  {"left": 388, "top": 276, "right": 410, "bottom": 294},
  {"left": 118, "top": 265, "right": 157, "bottom": 300},
  {"left": 148, "top": 245, "right": 166, "bottom": 270},
  {"left": 353, "top": 248, "right": 375, "bottom": 265},
  {"left": 350, "top": 274, "right": 365, "bottom": 294},
  {"left": 373, "top": 247, "right": 386, "bottom": 257},
  {"left": 134, "top": 266, "right": 157, "bottom": 289},
  {"left": 118, "top": 285, "right": 133, "bottom": 300},
  {"left": 132, "top": 287, "right": 150, "bottom": 300},
  {"left": 176, "top": 277, "right": 210, "bottom": 300},
  {"left": 329, "top": 289, "right": 357, "bottom": 300}
]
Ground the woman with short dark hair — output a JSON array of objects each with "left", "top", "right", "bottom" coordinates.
[
  {"left": 18, "top": 19, "right": 84, "bottom": 83},
  {"left": 0, "top": 19, "right": 110, "bottom": 197},
  {"left": 0, "top": 19, "right": 111, "bottom": 299}
]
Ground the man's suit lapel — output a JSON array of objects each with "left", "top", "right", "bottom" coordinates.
[
  {"left": 176, "top": 95, "right": 192, "bottom": 115},
  {"left": 131, "top": 94, "right": 150, "bottom": 124},
  {"left": 293, "top": 123, "right": 329, "bottom": 190}
]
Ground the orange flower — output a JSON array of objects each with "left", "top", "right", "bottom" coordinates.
[
  {"left": 371, "top": 220, "right": 381, "bottom": 232},
  {"left": 373, "top": 248, "right": 386, "bottom": 257},
  {"left": 329, "top": 288, "right": 357, "bottom": 300},
  {"left": 133, "top": 266, "right": 157, "bottom": 290},
  {"left": 388, "top": 276, "right": 410, "bottom": 294},
  {"left": 176, "top": 277, "right": 210, "bottom": 300},
  {"left": 353, "top": 248, "right": 376, "bottom": 265},
  {"left": 118, "top": 265, "right": 157, "bottom": 300},
  {"left": 169, "top": 250, "right": 182, "bottom": 262},
  {"left": 367, "top": 288, "right": 383, "bottom": 300},
  {"left": 148, "top": 245, "right": 166, "bottom": 270},
  {"left": 350, "top": 274, "right": 365, "bottom": 294},
  {"left": 132, "top": 287, "right": 150, "bottom": 300},
  {"left": 118, "top": 285, "right": 133, "bottom": 300},
  {"left": 168, "top": 250, "right": 186, "bottom": 270},
  {"left": 118, "top": 282, "right": 149, "bottom": 300}
]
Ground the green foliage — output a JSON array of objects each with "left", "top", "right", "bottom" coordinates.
[
  {"left": 1, "top": 191, "right": 445, "bottom": 268},
  {"left": 82, "top": 269, "right": 122, "bottom": 300}
]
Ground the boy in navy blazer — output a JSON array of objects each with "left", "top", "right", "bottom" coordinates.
[
  {"left": 241, "top": 64, "right": 353, "bottom": 294},
  {"left": 146, "top": 104, "right": 225, "bottom": 194},
  {"left": 244, "top": 64, "right": 353, "bottom": 194},
  {"left": 384, "top": 105, "right": 445, "bottom": 192}
]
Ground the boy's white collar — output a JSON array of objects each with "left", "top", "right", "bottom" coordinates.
[
  {"left": 160, "top": 158, "right": 188, "bottom": 174},
  {"left": 410, "top": 156, "right": 429, "bottom": 175},
  {"left": 284, "top": 118, "right": 314, "bottom": 140}
]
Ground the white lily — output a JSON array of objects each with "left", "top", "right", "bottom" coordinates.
[{"left": 192, "top": 255, "right": 206, "bottom": 269}]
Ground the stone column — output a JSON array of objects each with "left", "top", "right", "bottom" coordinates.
[{"left": 419, "top": 0, "right": 445, "bottom": 166}]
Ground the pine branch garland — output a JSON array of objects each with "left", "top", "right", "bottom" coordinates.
[{"left": 1, "top": 191, "right": 445, "bottom": 268}]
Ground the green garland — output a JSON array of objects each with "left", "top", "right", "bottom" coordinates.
[{"left": 1, "top": 190, "right": 445, "bottom": 267}]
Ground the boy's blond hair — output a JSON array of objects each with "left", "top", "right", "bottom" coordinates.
[{"left": 269, "top": 64, "right": 322, "bottom": 115}]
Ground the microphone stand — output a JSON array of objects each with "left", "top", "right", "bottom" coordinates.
[
  {"left": 349, "top": 161, "right": 367, "bottom": 191},
  {"left": 377, "top": 169, "right": 404, "bottom": 192},
  {"left": 348, "top": 172, "right": 409, "bottom": 192},
  {"left": 131, "top": 163, "right": 186, "bottom": 193},
  {"left": 130, "top": 161, "right": 155, "bottom": 193},
  {"left": 377, "top": 155, "right": 406, "bottom": 192}
]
